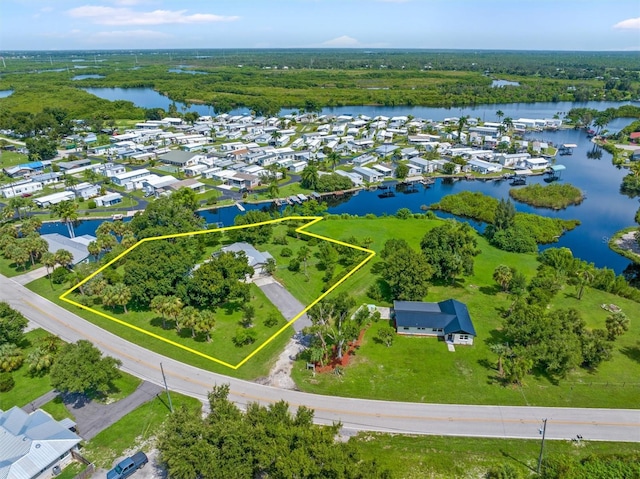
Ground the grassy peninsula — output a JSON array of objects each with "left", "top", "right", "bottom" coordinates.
[{"left": 509, "top": 183, "right": 585, "bottom": 209}]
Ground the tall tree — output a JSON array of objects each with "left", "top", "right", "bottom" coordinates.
[
  {"left": 380, "top": 240, "right": 432, "bottom": 301},
  {"left": 300, "top": 162, "right": 320, "bottom": 190},
  {"left": 54, "top": 249, "right": 73, "bottom": 269},
  {"left": 605, "top": 312, "right": 630, "bottom": 341},
  {"left": 493, "top": 264, "right": 513, "bottom": 292},
  {"left": 51, "top": 200, "right": 79, "bottom": 238},
  {"left": 0, "top": 302, "right": 29, "bottom": 346},
  {"left": 50, "top": 340, "right": 121, "bottom": 396},
  {"left": 420, "top": 220, "right": 479, "bottom": 283}
]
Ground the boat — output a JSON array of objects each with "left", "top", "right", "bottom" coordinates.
[
  {"left": 297, "top": 193, "right": 308, "bottom": 202},
  {"left": 378, "top": 184, "right": 390, "bottom": 190},
  {"left": 289, "top": 195, "right": 301, "bottom": 204},
  {"left": 378, "top": 191, "right": 396, "bottom": 198},
  {"left": 510, "top": 177, "right": 526, "bottom": 186},
  {"left": 111, "top": 214, "right": 123, "bottom": 221}
]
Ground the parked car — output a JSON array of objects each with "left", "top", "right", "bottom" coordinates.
[{"left": 106, "top": 451, "right": 148, "bottom": 479}]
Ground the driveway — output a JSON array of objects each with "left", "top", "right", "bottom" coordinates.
[
  {"left": 253, "top": 276, "right": 311, "bottom": 332},
  {"left": 64, "top": 381, "right": 163, "bottom": 440}
]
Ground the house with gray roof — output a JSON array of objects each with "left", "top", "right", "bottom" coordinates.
[
  {"left": 393, "top": 299, "right": 476, "bottom": 345},
  {"left": 42, "top": 233, "right": 96, "bottom": 265},
  {"left": 0, "top": 406, "right": 81, "bottom": 479},
  {"left": 220, "top": 242, "right": 274, "bottom": 276}
]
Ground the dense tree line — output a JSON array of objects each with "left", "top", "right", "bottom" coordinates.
[
  {"left": 431, "top": 193, "right": 580, "bottom": 253},
  {"left": 157, "top": 384, "right": 391, "bottom": 479}
]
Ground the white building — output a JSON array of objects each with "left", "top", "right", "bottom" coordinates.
[
  {"left": 0, "top": 406, "right": 82, "bottom": 479},
  {"left": 1, "top": 180, "right": 43, "bottom": 199}
]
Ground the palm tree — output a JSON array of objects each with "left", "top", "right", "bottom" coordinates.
[
  {"left": 496, "top": 110, "right": 504, "bottom": 122},
  {"left": 111, "top": 282, "right": 131, "bottom": 314},
  {"left": 6, "top": 243, "right": 29, "bottom": 271},
  {"left": 42, "top": 252, "right": 56, "bottom": 288},
  {"left": 492, "top": 264, "right": 513, "bottom": 292},
  {"left": 51, "top": 200, "right": 79, "bottom": 238},
  {"left": 573, "top": 268, "right": 594, "bottom": 300},
  {"left": 165, "top": 295, "right": 183, "bottom": 329},
  {"left": 178, "top": 306, "right": 199, "bottom": 337},
  {"left": 151, "top": 295, "right": 172, "bottom": 329},
  {"left": 327, "top": 151, "right": 341, "bottom": 171},
  {"left": 25, "top": 234, "right": 48, "bottom": 266},
  {"left": 267, "top": 177, "right": 280, "bottom": 199},
  {"left": 300, "top": 163, "right": 319, "bottom": 190},
  {"left": 297, "top": 245, "right": 311, "bottom": 279},
  {"left": 87, "top": 240, "right": 101, "bottom": 260},
  {"left": 20, "top": 216, "right": 42, "bottom": 236},
  {"left": 7, "top": 196, "right": 30, "bottom": 220},
  {"left": 489, "top": 343, "right": 509, "bottom": 378},
  {"left": 54, "top": 249, "right": 73, "bottom": 269},
  {"left": 502, "top": 117, "right": 514, "bottom": 132},
  {"left": 197, "top": 310, "right": 216, "bottom": 342},
  {"left": 457, "top": 116, "right": 468, "bottom": 144},
  {"left": 102, "top": 284, "right": 117, "bottom": 311}
]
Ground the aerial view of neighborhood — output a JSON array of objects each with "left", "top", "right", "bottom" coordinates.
[{"left": 0, "top": 1, "right": 639, "bottom": 478}]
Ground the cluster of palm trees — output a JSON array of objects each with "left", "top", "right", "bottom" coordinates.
[
  {"left": 150, "top": 295, "right": 216, "bottom": 342},
  {"left": 0, "top": 217, "right": 67, "bottom": 273}
]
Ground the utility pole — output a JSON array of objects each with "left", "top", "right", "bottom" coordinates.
[
  {"left": 160, "top": 362, "right": 174, "bottom": 413},
  {"left": 537, "top": 418, "right": 548, "bottom": 474}
]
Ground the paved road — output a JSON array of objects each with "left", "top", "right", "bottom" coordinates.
[{"left": 2, "top": 273, "right": 639, "bottom": 443}]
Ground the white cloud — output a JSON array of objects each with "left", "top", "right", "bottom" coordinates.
[
  {"left": 67, "top": 5, "right": 240, "bottom": 26},
  {"left": 322, "top": 35, "right": 360, "bottom": 47},
  {"left": 90, "top": 29, "right": 172, "bottom": 40},
  {"left": 613, "top": 17, "right": 640, "bottom": 29}
]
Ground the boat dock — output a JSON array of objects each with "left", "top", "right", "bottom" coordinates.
[{"left": 235, "top": 202, "right": 245, "bottom": 212}]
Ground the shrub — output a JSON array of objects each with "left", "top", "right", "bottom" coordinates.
[
  {"left": 288, "top": 258, "right": 301, "bottom": 272},
  {"left": 395, "top": 208, "right": 413, "bottom": 219},
  {"left": 281, "top": 247, "right": 293, "bottom": 257},
  {"left": 51, "top": 266, "right": 70, "bottom": 284},
  {"left": 264, "top": 313, "right": 279, "bottom": 328},
  {"left": 0, "top": 372, "right": 15, "bottom": 392},
  {"left": 87, "top": 200, "right": 97, "bottom": 209},
  {"left": 233, "top": 328, "right": 257, "bottom": 346},
  {"left": 272, "top": 235, "right": 288, "bottom": 245}
]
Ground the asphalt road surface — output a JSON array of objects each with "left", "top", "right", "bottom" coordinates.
[{"left": 2, "top": 273, "right": 639, "bottom": 443}]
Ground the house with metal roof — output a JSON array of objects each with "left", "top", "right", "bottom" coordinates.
[
  {"left": 42, "top": 233, "right": 96, "bottom": 264},
  {"left": 0, "top": 406, "right": 81, "bottom": 479},
  {"left": 393, "top": 299, "right": 476, "bottom": 345},
  {"left": 220, "top": 242, "right": 274, "bottom": 276}
]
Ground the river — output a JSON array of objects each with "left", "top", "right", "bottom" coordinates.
[{"left": 44, "top": 89, "right": 638, "bottom": 274}]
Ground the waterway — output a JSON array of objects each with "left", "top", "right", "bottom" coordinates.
[
  {"left": 42, "top": 90, "right": 638, "bottom": 274},
  {"left": 0, "top": 90, "right": 13, "bottom": 98},
  {"left": 72, "top": 74, "right": 105, "bottom": 81}
]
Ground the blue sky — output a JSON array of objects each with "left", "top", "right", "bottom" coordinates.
[{"left": 1, "top": 0, "right": 639, "bottom": 51}]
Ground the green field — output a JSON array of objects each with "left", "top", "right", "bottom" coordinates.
[
  {"left": 352, "top": 433, "right": 640, "bottom": 479},
  {"left": 289, "top": 216, "right": 640, "bottom": 408}
]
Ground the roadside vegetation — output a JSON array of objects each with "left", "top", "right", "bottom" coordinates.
[{"left": 509, "top": 183, "right": 584, "bottom": 209}]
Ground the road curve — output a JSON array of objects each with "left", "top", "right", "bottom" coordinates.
[{"left": 2, "top": 274, "right": 639, "bottom": 443}]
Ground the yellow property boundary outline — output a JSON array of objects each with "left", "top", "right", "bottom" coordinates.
[{"left": 59, "top": 216, "right": 375, "bottom": 370}]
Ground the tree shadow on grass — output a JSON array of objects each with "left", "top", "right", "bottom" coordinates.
[
  {"left": 479, "top": 285, "right": 502, "bottom": 296},
  {"left": 499, "top": 450, "right": 536, "bottom": 473},
  {"left": 620, "top": 343, "right": 640, "bottom": 364}
]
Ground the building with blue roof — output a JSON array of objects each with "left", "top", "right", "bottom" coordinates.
[{"left": 393, "top": 299, "right": 476, "bottom": 345}]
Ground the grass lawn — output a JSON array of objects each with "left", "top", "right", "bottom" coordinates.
[
  {"left": 0, "top": 150, "right": 29, "bottom": 167},
  {"left": 27, "top": 277, "right": 293, "bottom": 380},
  {"left": 289, "top": 216, "right": 640, "bottom": 409},
  {"left": 0, "top": 255, "right": 43, "bottom": 277},
  {"left": 81, "top": 392, "right": 201, "bottom": 469},
  {"left": 352, "top": 432, "right": 640, "bottom": 479},
  {"left": 0, "top": 329, "right": 55, "bottom": 409}
]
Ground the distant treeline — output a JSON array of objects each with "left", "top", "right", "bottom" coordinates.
[{"left": 0, "top": 50, "right": 638, "bottom": 116}]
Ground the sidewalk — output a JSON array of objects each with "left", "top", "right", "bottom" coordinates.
[{"left": 13, "top": 266, "right": 50, "bottom": 285}]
